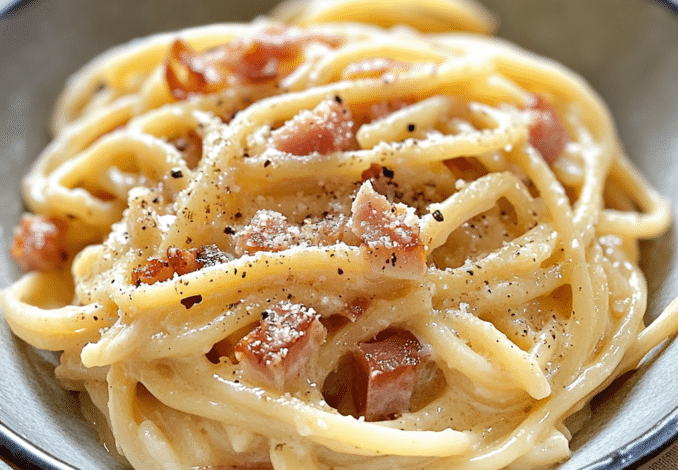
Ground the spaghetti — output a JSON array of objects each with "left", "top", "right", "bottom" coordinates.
[{"left": 2, "top": 0, "right": 677, "bottom": 469}]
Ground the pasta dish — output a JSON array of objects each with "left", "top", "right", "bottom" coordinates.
[{"left": 2, "top": 0, "right": 677, "bottom": 468}]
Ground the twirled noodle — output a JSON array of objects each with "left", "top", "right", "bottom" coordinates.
[{"left": 2, "top": 0, "right": 677, "bottom": 469}]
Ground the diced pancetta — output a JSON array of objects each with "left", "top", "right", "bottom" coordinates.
[
  {"left": 10, "top": 214, "right": 69, "bottom": 272},
  {"left": 352, "top": 329, "right": 427, "bottom": 421},
  {"left": 166, "top": 246, "right": 205, "bottom": 275},
  {"left": 165, "top": 27, "right": 342, "bottom": 99},
  {"left": 349, "top": 181, "right": 426, "bottom": 278},
  {"left": 235, "top": 210, "right": 300, "bottom": 256},
  {"left": 234, "top": 301, "right": 326, "bottom": 390},
  {"left": 131, "top": 258, "right": 174, "bottom": 286},
  {"left": 132, "top": 244, "right": 230, "bottom": 286},
  {"left": 270, "top": 98, "right": 354, "bottom": 156},
  {"left": 526, "top": 94, "right": 570, "bottom": 164},
  {"left": 230, "top": 27, "right": 311, "bottom": 84}
]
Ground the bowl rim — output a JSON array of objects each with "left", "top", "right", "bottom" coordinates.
[
  {"left": 0, "top": 421, "right": 78, "bottom": 470},
  {"left": 656, "top": 0, "right": 678, "bottom": 15},
  {"left": 582, "top": 406, "right": 678, "bottom": 469},
  {"left": 1, "top": 0, "right": 678, "bottom": 469},
  {"left": 2, "top": 404, "right": 678, "bottom": 470}
]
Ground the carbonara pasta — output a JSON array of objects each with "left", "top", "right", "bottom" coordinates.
[{"left": 2, "top": 0, "right": 677, "bottom": 469}]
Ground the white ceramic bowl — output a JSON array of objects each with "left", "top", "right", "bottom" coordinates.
[{"left": 0, "top": 0, "right": 677, "bottom": 468}]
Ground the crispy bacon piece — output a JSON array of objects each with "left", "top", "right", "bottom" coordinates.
[
  {"left": 166, "top": 246, "right": 204, "bottom": 274},
  {"left": 527, "top": 94, "right": 570, "bottom": 164},
  {"left": 132, "top": 244, "right": 229, "bottom": 286},
  {"left": 270, "top": 98, "right": 354, "bottom": 156},
  {"left": 10, "top": 214, "right": 68, "bottom": 271},
  {"left": 132, "top": 258, "right": 174, "bottom": 286},
  {"left": 352, "top": 329, "right": 427, "bottom": 421},
  {"left": 235, "top": 301, "right": 326, "bottom": 389},
  {"left": 230, "top": 28, "right": 307, "bottom": 84},
  {"left": 170, "top": 130, "right": 202, "bottom": 170},
  {"left": 349, "top": 181, "right": 426, "bottom": 278},
  {"left": 235, "top": 210, "right": 300, "bottom": 256},
  {"left": 166, "top": 27, "right": 341, "bottom": 99}
]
